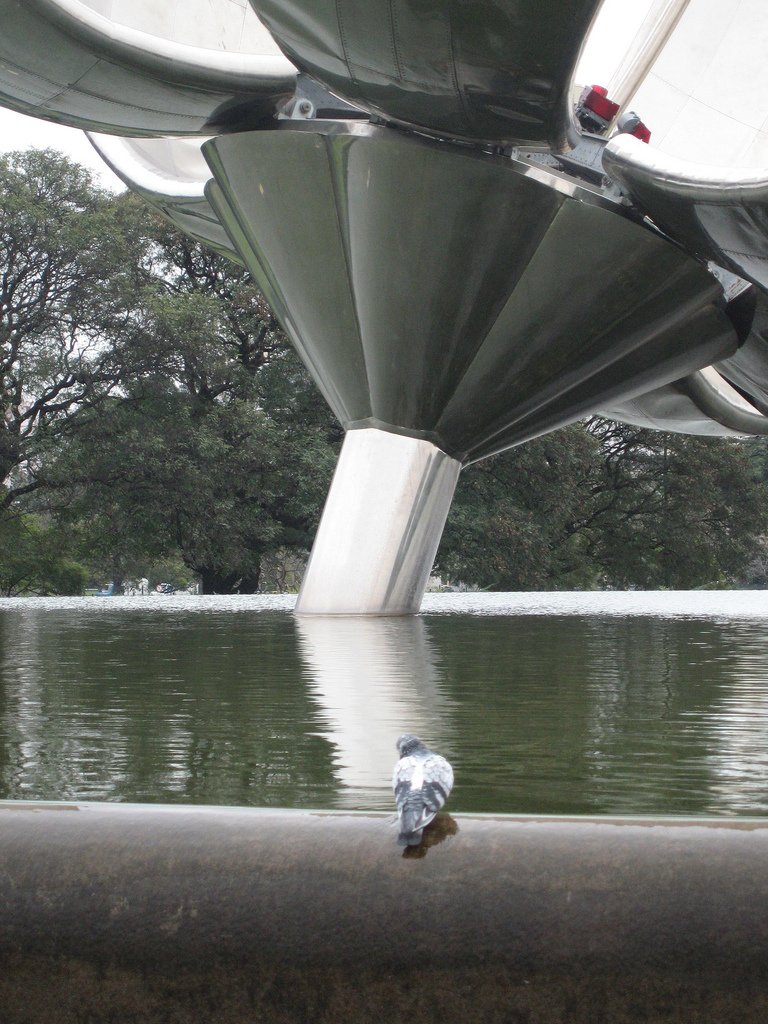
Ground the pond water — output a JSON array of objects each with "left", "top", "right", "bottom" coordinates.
[{"left": 1, "top": 592, "right": 768, "bottom": 816}]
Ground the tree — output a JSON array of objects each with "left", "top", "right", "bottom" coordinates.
[
  {"left": 0, "top": 509, "right": 86, "bottom": 596},
  {"left": 0, "top": 153, "right": 341, "bottom": 592},
  {"left": 53, "top": 380, "right": 337, "bottom": 593},
  {"left": 587, "top": 421, "right": 768, "bottom": 589},
  {"left": 437, "top": 425, "right": 603, "bottom": 590},
  {"left": 438, "top": 420, "right": 768, "bottom": 591},
  {"left": 0, "top": 149, "right": 146, "bottom": 509},
  {"left": 36, "top": 209, "right": 341, "bottom": 593}
]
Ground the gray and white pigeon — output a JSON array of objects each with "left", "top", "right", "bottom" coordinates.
[{"left": 392, "top": 733, "right": 454, "bottom": 846}]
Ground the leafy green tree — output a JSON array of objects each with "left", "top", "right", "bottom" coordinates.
[
  {"left": 54, "top": 381, "right": 337, "bottom": 593},
  {"left": 587, "top": 421, "right": 768, "bottom": 589},
  {"left": 437, "top": 425, "right": 603, "bottom": 590},
  {"left": 35, "top": 205, "right": 342, "bottom": 593},
  {"left": 0, "top": 510, "right": 86, "bottom": 596},
  {"left": 0, "top": 149, "right": 146, "bottom": 508},
  {"left": 0, "top": 154, "right": 340, "bottom": 592},
  {"left": 438, "top": 420, "right": 768, "bottom": 591}
]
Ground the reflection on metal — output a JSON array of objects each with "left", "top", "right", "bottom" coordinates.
[
  {"left": 4, "top": 802, "right": 768, "bottom": 1021},
  {"left": 597, "top": 365, "right": 768, "bottom": 438},
  {"left": 0, "top": 0, "right": 296, "bottom": 135},
  {"left": 604, "top": 134, "right": 768, "bottom": 294},
  {"left": 718, "top": 290, "right": 768, "bottom": 414},
  {"left": 204, "top": 122, "right": 738, "bottom": 466},
  {"left": 87, "top": 133, "right": 240, "bottom": 261},
  {"left": 678, "top": 367, "right": 768, "bottom": 436},
  {"left": 295, "top": 616, "right": 452, "bottom": 803},
  {"left": 619, "top": 0, "right": 768, "bottom": 167},
  {"left": 5, "top": 0, "right": 768, "bottom": 613},
  {"left": 597, "top": 383, "right": 751, "bottom": 437},
  {"left": 295, "top": 430, "right": 460, "bottom": 616},
  {"left": 606, "top": 0, "right": 692, "bottom": 115},
  {"left": 251, "top": 0, "right": 603, "bottom": 149}
]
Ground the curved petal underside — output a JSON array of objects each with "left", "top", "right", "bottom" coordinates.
[{"left": 0, "top": 0, "right": 296, "bottom": 136}]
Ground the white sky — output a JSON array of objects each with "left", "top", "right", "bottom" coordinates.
[
  {"left": 0, "top": 0, "right": 654, "bottom": 191},
  {"left": 0, "top": 108, "right": 125, "bottom": 190}
]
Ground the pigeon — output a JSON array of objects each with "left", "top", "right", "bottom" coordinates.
[{"left": 392, "top": 733, "right": 454, "bottom": 846}]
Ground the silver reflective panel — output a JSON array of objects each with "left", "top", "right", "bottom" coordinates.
[
  {"left": 87, "top": 134, "right": 240, "bottom": 261},
  {"left": 295, "top": 429, "right": 460, "bottom": 616},
  {"left": 620, "top": 0, "right": 768, "bottom": 167},
  {"left": 598, "top": 385, "right": 750, "bottom": 438},
  {"left": 680, "top": 367, "right": 768, "bottom": 436},
  {"left": 249, "top": 0, "right": 602, "bottom": 148},
  {"left": 604, "top": 135, "right": 768, "bottom": 295},
  {"left": 598, "top": 364, "right": 768, "bottom": 439},
  {"left": 0, "top": 0, "right": 296, "bottom": 135},
  {"left": 204, "top": 122, "right": 739, "bottom": 463}
]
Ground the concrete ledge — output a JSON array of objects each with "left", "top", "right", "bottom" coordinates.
[{"left": 2, "top": 802, "right": 768, "bottom": 1022}]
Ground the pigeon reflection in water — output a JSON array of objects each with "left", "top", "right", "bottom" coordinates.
[{"left": 393, "top": 734, "right": 454, "bottom": 847}]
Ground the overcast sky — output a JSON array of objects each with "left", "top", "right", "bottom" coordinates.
[{"left": 0, "top": 0, "right": 654, "bottom": 191}]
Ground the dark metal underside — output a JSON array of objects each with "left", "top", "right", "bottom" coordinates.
[
  {"left": 204, "top": 122, "right": 737, "bottom": 463},
  {"left": 250, "top": 0, "right": 603, "bottom": 148},
  {"left": 604, "top": 136, "right": 768, "bottom": 297},
  {"left": 0, "top": 0, "right": 296, "bottom": 135}
]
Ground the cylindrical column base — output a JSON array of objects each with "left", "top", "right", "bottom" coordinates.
[{"left": 296, "top": 428, "right": 460, "bottom": 615}]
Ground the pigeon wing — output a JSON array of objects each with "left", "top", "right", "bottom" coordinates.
[
  {"left": 392, "top": 755, "right": 420, "bottom": 814},
  {"left": 420, "top": 753, "right": 454, "bottom": 818}
]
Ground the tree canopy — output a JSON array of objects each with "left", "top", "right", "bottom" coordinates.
[
  {"left": 0, "top": 150, "right": 147, "bottom": 509},
  {"left": 438, "top": 421, "right": 768, "bottom": 591},
  {"left": 2, "top": 147, "right": 768, "bottom": 595}
]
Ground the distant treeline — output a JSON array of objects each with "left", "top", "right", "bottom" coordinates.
[{"left": 2, "top": 149, "right": 768, "bottom": 596}]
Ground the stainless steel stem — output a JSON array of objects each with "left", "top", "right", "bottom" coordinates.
[{"left": 295, "top": 428, "right": 460, "bottom": 616}]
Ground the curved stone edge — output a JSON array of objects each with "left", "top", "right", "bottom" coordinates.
[{"left": 2, "top": 801, "right": 768, "bottom": 1022}]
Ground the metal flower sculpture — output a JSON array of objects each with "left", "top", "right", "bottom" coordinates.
[{"left": 2, "top": 0, "right": 767, "bottom": 612}]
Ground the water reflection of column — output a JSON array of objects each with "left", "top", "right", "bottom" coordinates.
[
  {"left": 704, "top": 630, "right": 768, "bottom": 814},
  {"left": 295, "top": 617, "right": 453, "bottom": 808},
  {"left": 0, "top": 610, "right": 44, "bottom": 798}
]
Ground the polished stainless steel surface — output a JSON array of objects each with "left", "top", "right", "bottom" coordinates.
[
  {"left": 606, "top": 0, "right": 691, "bottom": 116},
  {"left": 205, "top": 122, "right": 739, "bottom": 463},
  {"left": 295, "top": 429, "right": 460, "bottom": 616},
  {"left": 87, "top": 134, "right": 240, "bottom": 261},
  {"left": 3, "top": 802, "right": 768, "bottom": 1022},
  {"left": 597, "top": 383, "right": 750, "bottom": 436},
  {"left": 0, "top": 0, "right": 296, "bottom": 135},
  {"left": 604, "top": 134, "right": 768, "bottom": 294},
  {"left": 598, "top": 364, "right": 768, "bottom": 437},
  {"left": 717, "top": 290, "right": 768, "bottom": 414},
  {"left": 295, "top": 616, "right": 450, "bottom": 803},
  {"left": 679, "top": 366, "right": 768, "bottom": 435},
  {"left": 621, "top": 0, "right": 768, "bottom": 167},
  {"left": 249, "top": 0, "right": 602, "bottom": 148}
]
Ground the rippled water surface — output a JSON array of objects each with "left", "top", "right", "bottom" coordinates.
[{"left": 2, "top": 592, "right": 768, "bottom": 815}]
